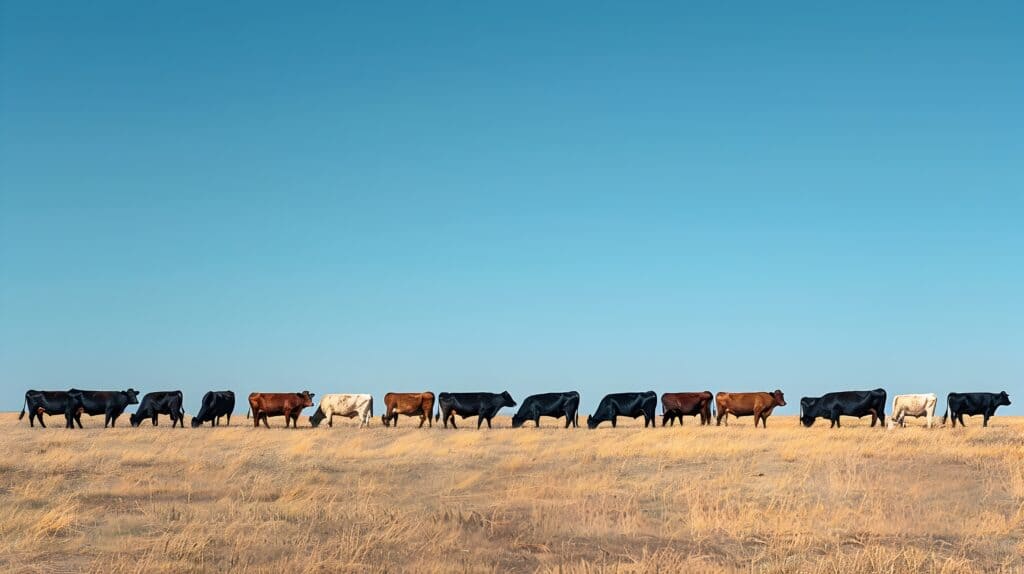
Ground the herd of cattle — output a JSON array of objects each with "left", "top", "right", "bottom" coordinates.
[{"left": 17, "top": 388, "right": 1013, "bottom": 430}]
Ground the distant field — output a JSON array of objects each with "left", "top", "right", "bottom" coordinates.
[{"left": 1, "top": 412, "right": 1021, "bottom": 573}]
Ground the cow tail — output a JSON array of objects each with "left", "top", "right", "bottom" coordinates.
[
  {"left": 369, "top": 396, "right": 374, "bottom": 418},
  {"left": 435, "top": 403, "right": 440, "bottom": 422},
  {"left": 19, "top": 397, "right": 27, "bottom": 420},
  {"left": 246, "top": 408, "right": 251, "bottom": 419},
  {"left": 941, "top": 404, "right": 948, "bottom": 426}
]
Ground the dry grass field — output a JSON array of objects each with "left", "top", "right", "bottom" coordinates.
[{"left": 0, "top": 411, "right": 1021, "bottom": 573}]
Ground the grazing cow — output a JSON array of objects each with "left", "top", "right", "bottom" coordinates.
[
  {"left": 799, "top": 389, "right": 887, "bottom": 428},
  {"left": 436, "top": 392, "right": 517, "bottom": 429},
  {"left": 661, "top": 391, "right": 714, "bottom": 426},
  {"left": 19, "top": 390, "right": 74, "bottom": 428},
  {"left": 715, "top": 390, "right": 786, "bottom": 428},
  {"left": 511, "top": 391, "right": 580, "bottom": 428},
  {"left": 247, "top": 391, "right": 315, "bottom": 428},
  {"left": 381, "top": 392, "right": 435, "bottom": 428},
  {"left": 889, "top": 393, "right": 937, "bottom": 429},
  {"left": 129, "top": 391, "right": 185, "bottom": 428},
  {"left": 191, "top": 391, "right": 236, "bottom": 427},
  {"left": 586, "top": 392, "right": 657, "bottom": 429},
  {"left": 129, "top": 390, "right": 185, "bottom": 427},
  {"left": 310, "top": 394, "right": 374, "bottom": 428},
  {"left": 943, "top": 392, "right": 1011, "bottom": 428},
  {"left": 65, "top": 388, "right": 141, "bottom": 428}
]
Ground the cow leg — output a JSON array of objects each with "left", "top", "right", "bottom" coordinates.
[
  {"left": 983, "top": 413, "right": 990, "bottom": 427},
  {"left": 153, "top": 414, "right": 159, "bottom": 426},
  {"left": 611, "top": 415, "right": 617, "bottom": 428},
  {"left": 36, "top": 414, "right": 44, "bottom": 428},
  {"left": 449, "top": 413, "right": 457, "bottom": 429},
  {"left": 328, "top": 413, "right": 333, "bottom": 428},
  {"left": 487, "top": 416, "right": 493, "bottom": 429},
  {"left": 262, "top": 414, "right": 271, "bottom": 429},
  {"left": 477, "top": 416, "right": 484, "bottom": 430}
]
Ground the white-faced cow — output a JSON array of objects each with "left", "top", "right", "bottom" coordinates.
[
  {"left": 888, "top": 393, "right": 937, "bottom": 429},
  {"left": 310, "top": 394, "right": 374, "bottom": 428}
]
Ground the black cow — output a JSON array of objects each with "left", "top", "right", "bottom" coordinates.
[
  {"left": 20, "top": 390, "right": 78, "bottom": 428},
  {"left": 435, "top": 391, "right": 517, "bottom": 429},
  {"left": 586, "top": 392, "right": 657, "bottom": 429},
  {"left": 191, "top": 391, "right": 236, "bottom": 427},
  {"left": 511, "top": 391, "right": 580, "bottom": 428},
  {"left": 65, "top": 388, "right": 140, "bottom": 428},
  {"left": 943, "top": 391, "right": 1011, "bottom": 427},
  {"left": 130, "top": 391, "right": 185, "bottom": 428},
  {"left": 799, "top": 389, "right": 887, "bottom": 428}
]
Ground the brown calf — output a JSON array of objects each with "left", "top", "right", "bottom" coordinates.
[
  {"left": 661, "top": 391, "right": 714, "bottom": 426},
  {"left": 381, "top": 392, "right": 435, "bottom": 428},
  {"left": 247, "top": 391, "right": 315, "bottom": 428},
  {"left": 715, "top": 390, "right": 786, "bottom": 428}
]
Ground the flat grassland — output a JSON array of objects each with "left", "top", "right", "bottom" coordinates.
[{"left": 0, "top": 412, "right": 1021, "bottom": 573}]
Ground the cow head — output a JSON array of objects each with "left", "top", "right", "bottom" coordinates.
[
  {"left": 309, "top": 407, "right": 326, "bottom": 427},
  {"left": 500, "top": 391, "right": 517, "bottom": 408},
  {"left": 190, "top": 417, "right": 203, "bottom": 428},
  {"left": 380, "top": 414, "right": 391, "bottom": 427},
  {"left": 586, "top": 414, "right": 598, "bottom": 429},
  {"left": 798, "top": 397, "right": 818, "bottom": 427},
  {"left": 300, "top": 391, "right": 315, "bottom": 408},
  {"left": 998, "top": 391, "right": 1011, "bottom": 406},
  {"left": 129, "top": 412, "right": 144, "bottom": 427},
  {"left": 510, "top": 413, "right": 525, "bottom": 428},
  {"left": 772, "top": 389, "right": 787, "bottom": 407},
  {"left": 124, "top": 388, "right": 140, "bottom": 404}
]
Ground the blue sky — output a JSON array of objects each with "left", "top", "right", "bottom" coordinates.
[{"left": 2, "top": 1, "right": 1021, "bottom": 416}]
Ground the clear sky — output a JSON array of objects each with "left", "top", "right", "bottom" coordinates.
[{"left": 1, "top": 1, "right": 1021, "bottom": 416}]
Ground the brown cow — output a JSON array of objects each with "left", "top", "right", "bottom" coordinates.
[
  {"left": 715, "top": 390, "right": 786, "bottom": 428},
  {"left": 661, "top": 391, "right": 713, "bottom": 426},
  {"left": 381, "top": 392, "right": 435, "bottom": 428},
  {"left": 247, "top": 391, "right": 315, "bottom": 428}
]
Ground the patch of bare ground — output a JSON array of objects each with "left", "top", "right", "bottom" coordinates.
[{"left": 0, "top": 412, "right": 1021, "bottom": 572}]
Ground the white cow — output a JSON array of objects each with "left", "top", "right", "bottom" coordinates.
[
  {"left": 888, "top": 393, "right": 937, "bottom": 429},
  {"left": 310, "top": 394, "right": 374, "bottom": 428}
]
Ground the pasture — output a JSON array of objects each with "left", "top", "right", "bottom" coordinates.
[{"left": 0, "top": 412, "right": 1021, "bottom": 573}]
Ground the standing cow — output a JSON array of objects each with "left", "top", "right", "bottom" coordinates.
[
  {"left": 248, "top": 391, "right": 315, "bottom": 428},
  {"left": 310, "top": 394, "right": 374, "bottom": 428},
  {"left": 65, "top": 389, "right": 141, "bottom": 428},
  {"left": 436, "top": 392, "right": 517, "bottom": 429},
  {"left": 943, "top": 392, "right": 1011, "bottom": 428},
  {"left": 511, "top": 391, "right": 580, "bottom": 428},
  {"left": 191, "top": 391, "right": 236, "bottom": 427},
  {"left": 130, "top": 391, "right": 185, "bottom": 428},
  {"left": 586, "top": 392, "right": 657, "bottom": 429},
  {"left": 20, "top": 390, "right": 75, "bottom": 428},
  {"left": 888, "top": 393, "right": 937, "bottom": 428},
  {"left": 381, "top": 392, "right": 435, "bottom": 428},
  {"left": 661, "top": 391, "right": 714, "bottom": 426},
  {"left": 799, "top": 389, "right": 887, "bottom": 428},
  {"left": 715, "top": 390, "right": 786, "bottom": 428}
]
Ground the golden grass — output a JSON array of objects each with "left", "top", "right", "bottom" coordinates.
[{"left": 0, "top": 412, "right": 1021, "bottom": 573}]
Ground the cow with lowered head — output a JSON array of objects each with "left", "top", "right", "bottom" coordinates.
[
  {"left": 436, "top": 391, "right": 516, "bottom": 429},
  {"left": 191, "top": 391, "right": 236, "bottom": 427},
  {"left": 661, "top": 391, "right": 714, "bottom": 426},
  {"left": 943, "top": 391, "right": 1011, "bottom": 428},
  {"left": 799, "top": 389, "right": 887, "bottom": 429},
  {"left": 310, "top": 394, "right": 373, "bottom": 428},
  {"left": 248, "top": 391, "right": 315, "bottom": 428},
  {"left": 130, "top": 391, "right": 185, "bottom": 428},
  {"left": 511, "top": 391, "right": 580, "bottom": 428},
  {"left": 65, "top": 388, "right": 140, "bottom": 428},
  {"left": 586, "top": 392, "right": 657, "bottom": 429}
]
